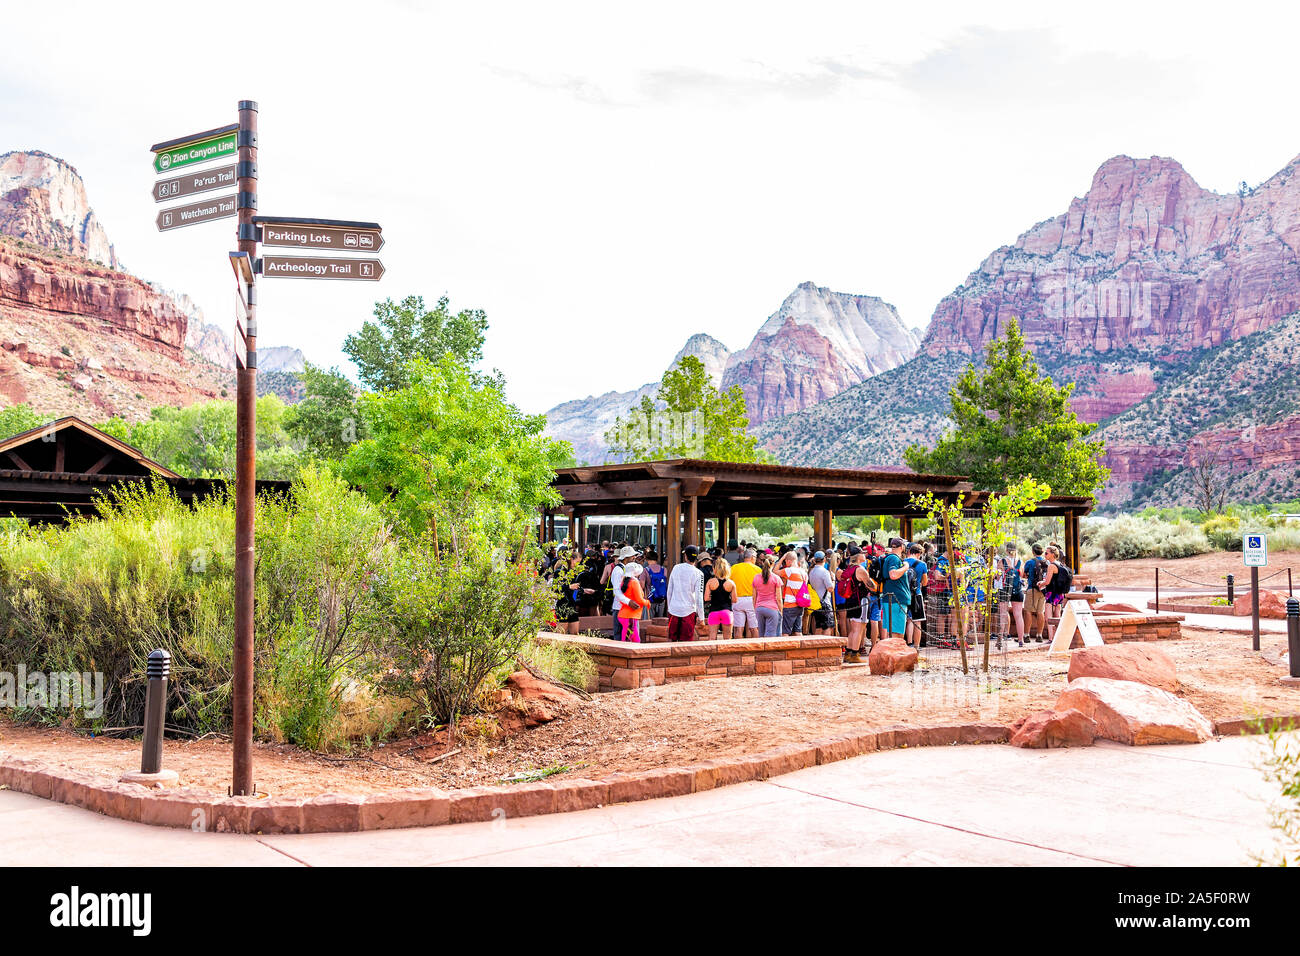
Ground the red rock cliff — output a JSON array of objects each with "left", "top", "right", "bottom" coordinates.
[{"left": 923, "top": 154, "right": 1300, "bottom": 357}]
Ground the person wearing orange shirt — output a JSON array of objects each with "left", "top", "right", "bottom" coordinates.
[{"left": 616, "top": 561, "right": 652, "bottom": 643}]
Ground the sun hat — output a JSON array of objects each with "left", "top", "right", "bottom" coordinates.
[
  {"left": 616, "top": 546, "right": 637, "bottom": 559},
  {"left": 622, "top": 562, "right": 643, "bottom": 578}
]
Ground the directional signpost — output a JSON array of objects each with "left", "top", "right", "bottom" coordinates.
[
  {"left": 152, "top": 163, "right": 238, "bottom": 202},
  {"left": 257, "top": 218, "right": 384, "bottom": 252},
  {"left": 149, "top": 102, "right": 386, "bottom": 797},
  {"left": 263, "top": 255, "right": 385, "bottom": 280},
  {"left": 156, "top": 194, "right": 238, "bottom": 231},
  {"left": 152, "top": 125, "right": 238, "bottom": 173}
]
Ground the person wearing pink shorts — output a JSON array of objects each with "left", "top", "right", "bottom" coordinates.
[{"left": 704, "top": 557, "right": 738, "bottom": 640}]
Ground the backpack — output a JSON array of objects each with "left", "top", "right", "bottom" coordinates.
[
  {"left": 647, "top": 566, "right": 668, "bottom": 601},
  {"left": 864, "top": 555, "right": 886, "bottom": 593},
  {"left": 836, "top": 566, "right": 859, "bottom": 601},
  {"left": 1023, "top": 556, "right": 1043, "bottom": 589},
  {"left": 1051, "top": 562, "right": 1074, "bottom": 594}
]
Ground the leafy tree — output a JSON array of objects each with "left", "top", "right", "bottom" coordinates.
[
  {"left": 285, "top": 364, "right": 363, "bottom": 460},
  {"left": 342, "top": 356, "right": 570, "bottom": 543},
  {"left": 343, "top": 294, "right": 489, "bottom": 392},
  {"left": 904, "top": 319, "right": 1109, "bottom": 497},
  {"left": 911, "top": 476, "right": 1051, "bottom": 672},
  {"left": 99, "top": 396, "right": 307, "bottom": 480},
  {"left": 604, "top": 355, "right": 771, "bottom": 463},
  {"left": 0, "top": 404, "right": 46, "bottom": 439}
]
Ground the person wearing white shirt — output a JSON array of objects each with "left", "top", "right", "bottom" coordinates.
[{"left": 666, "top": 545, "right": 705, "bottom": 642}]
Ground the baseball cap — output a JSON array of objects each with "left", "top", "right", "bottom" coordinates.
[
  {"left": 813, "top": 550, "right": 825, "bottom": 560},
  {"left": 684, "top": 545, "right": 699, "bottom": 560},
  {"left": 888, "top": 537, "right": 905, "bottom": 549},
  {"left": 847, "top": 546, "right": 863, "bottom": 556}
]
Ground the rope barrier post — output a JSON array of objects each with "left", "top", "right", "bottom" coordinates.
[
  {"left": 1154, "top": 567, "right": 1159, "bottom": 613},
  {"left": 1251, "top": 565, "right": 1261, "bottom": 653},
  {"left": 1226, "top": 572, "right": 1235, "bottom": 606}
]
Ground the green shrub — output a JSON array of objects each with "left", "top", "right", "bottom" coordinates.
[
  {"left": 1202, "top": 514, "right": 1242, "bottom": 551},
  {"left": 1082, "top": 515, "right": 1212, "bottom": 561},
  {"left": 517, "top": 637, "right": 596, "bottom": 692},
  {"left": 0, "top": 468, "right": 395, "bottom": 749},
  {"left": 364, "top": 539, "right": 555, "bottom": 725}
]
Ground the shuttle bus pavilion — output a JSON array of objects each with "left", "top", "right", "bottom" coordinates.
[{"left": 545, "top": 458, "right": 1091, "bottom": 571}]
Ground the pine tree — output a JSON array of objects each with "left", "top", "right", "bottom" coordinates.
[{"left": 904, "top": 319, "right": 1109, "bottom": 497}]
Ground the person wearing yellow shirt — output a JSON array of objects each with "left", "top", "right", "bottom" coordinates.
[{"left": 728, "top": 548, "right": 761, "bottom": 639}]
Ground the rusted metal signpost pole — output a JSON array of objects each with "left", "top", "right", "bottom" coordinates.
[
  {"left": 231, "top": 100, "right": 259, "bottom": 796},
  {"left": 151, "top": 101, "right": 383, "bottom": 797}
]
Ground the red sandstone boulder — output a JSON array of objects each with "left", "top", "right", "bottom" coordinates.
[
  {"left": 506, "top": 670, "right": 581, "bottom": 708},
  {"left": 1067, "top": 644, "right": 1178, "bottom": 693},
  {"left": 1095, "top": 602, "right": 1142, "bottom": 614},
  {"left": 868, "top": 638, "right": 918, "bottom": 676},
  {"left": 1010, "top": 708, "right": 1098, "bottom": 748},
  {"left": 1256, "top": 590, "right": 1291, "bottom": 620},
  {"left": 1055, "top": 677, "right": 1213, "bottom": 745}
]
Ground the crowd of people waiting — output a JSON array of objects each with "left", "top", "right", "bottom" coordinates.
[{"left": 541, "top": 537, "right": 1078, "bottom": 662}]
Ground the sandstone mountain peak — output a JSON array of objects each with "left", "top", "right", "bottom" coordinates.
[
  {"left": 722, "top": 281, "right": 919, "bottom": 423},
  {"left": 0, "top": 150, "right": 118, "bottom": 270},
  {"left": 673, "top": 332, "right": 731, "bottom": 382},
  {"left": 544, "top": 282, "right": 917, "bottom": 462},
  {"left": 921, "top": 147, "right": 1300, "bottom": 358}
]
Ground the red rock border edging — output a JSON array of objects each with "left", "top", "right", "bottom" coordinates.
[
  {"left": 3, "top": 715, "right": 1294, "bottom": 834},
  {"left": 0, "top": 723, "right": 1007, "bottom": 834}
]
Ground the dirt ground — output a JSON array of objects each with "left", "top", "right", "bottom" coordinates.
[
  {"left": 3, "top": 626, "right": 1297, "bottom": 799},
  {"left": 1083, "top": 551, "right": 1300, "bottom": 590}
]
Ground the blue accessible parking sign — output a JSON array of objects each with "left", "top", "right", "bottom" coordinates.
[{"left": 1243, "top": 533, "right": 1268, "bottom": 567}]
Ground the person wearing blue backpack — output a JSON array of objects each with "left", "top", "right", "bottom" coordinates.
[{"left": 645, "top": 550, "right": 669, "bottom": 619}]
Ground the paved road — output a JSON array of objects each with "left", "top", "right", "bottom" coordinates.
[{"left": 0, "top": 735, "right": 1284, "bottom": 866}]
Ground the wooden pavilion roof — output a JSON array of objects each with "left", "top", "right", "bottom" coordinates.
[
  {"left": 553, "top": 458, "right": 976, "bottom": 517},
  {"left": 0, "top": 417, "right": 290, "bottom": 523}
]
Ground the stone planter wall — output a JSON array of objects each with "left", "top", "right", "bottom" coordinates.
[{"left": 534, "top": 632, "right": 845, "bottom": 691}]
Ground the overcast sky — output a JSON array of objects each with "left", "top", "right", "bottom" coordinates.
[{"left": 4, "top": 1, "right": 1298, "bottom": 413}]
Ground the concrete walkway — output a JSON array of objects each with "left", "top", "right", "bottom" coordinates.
[
  {"left": 0, "top": 734, "right": 1284, "bottom": 866},
  {"left": 1104, "top": 586, "right": 1290, "bottom": 635}
]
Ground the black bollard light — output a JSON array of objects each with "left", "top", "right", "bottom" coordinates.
[
  {"left": 1288, "top": 599, "right": 1300, "bottom": 679},
  {"left": 1227, "top": 573, "right": 1235, "bottom": 606},
  {"left": 140, "top": 649, "right": 170, "bottom": 775}
]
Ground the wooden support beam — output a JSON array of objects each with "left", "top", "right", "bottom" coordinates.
[
  {"left": 84, "top": 451, "right": 117, "bottom": 476},
  {"left": 5, "top": 450, "right": 33, "bottom": 472},
  {"left": 666, "top": 481, "right": 682, "bottom": 569},
  {"left": 53, "top": 433, "right": 65, "bottom": 474},
  {"left": 687, "top": 494, "right": 699, "bottom": 550}
]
